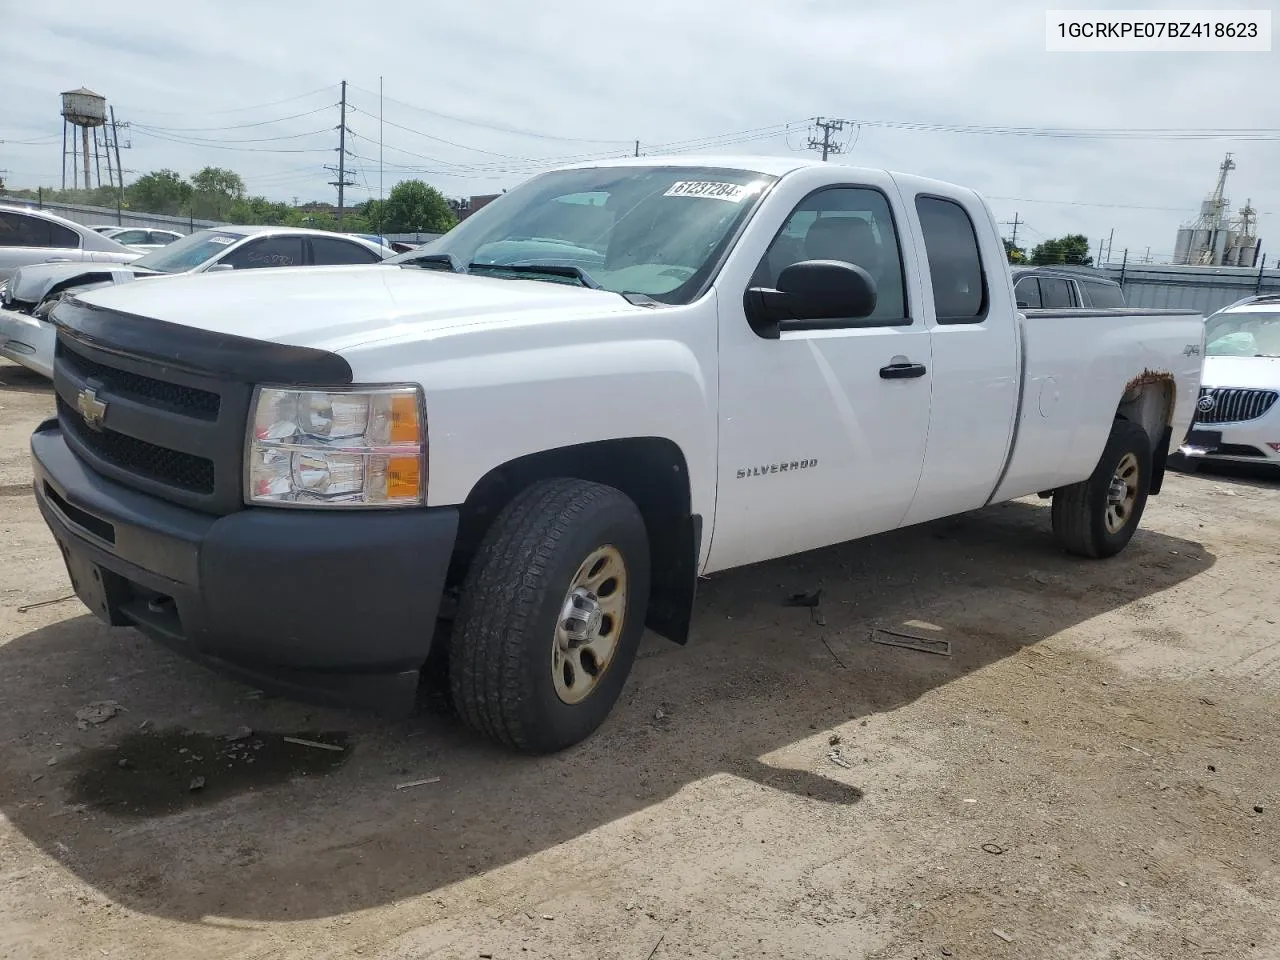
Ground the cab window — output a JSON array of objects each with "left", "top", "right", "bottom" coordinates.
[{"left": 752, "top": 186, "right": 908, "bottom": 325}]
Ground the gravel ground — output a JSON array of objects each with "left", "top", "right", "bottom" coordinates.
[{"left": 1, "top": 357, "right": 1277, "bottom": 960}]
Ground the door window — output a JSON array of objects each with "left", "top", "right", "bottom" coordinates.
[
  {"left": 111, "top": 229, "right": 150, "bottom": 245},
  {"left": 221, "top": 236, "right": 305, "bottom": 269},
  {"left": 915, "top": 196, "right": 987, "bottom": 324},
  {"left": 310, "top": 237, "right": 383, "bottom": 265},
  {"left": 1014, "top": 277, "right": 1042, "bottom": 308},
  {"left": 1038, "top": 276, "right": 1075, "bottom": 308},
  {"left": 0, "top": 212, "right": 81, "bottom": 249},
  {"left": 752, "top": 186, "right": 908, "bottom": 325}
]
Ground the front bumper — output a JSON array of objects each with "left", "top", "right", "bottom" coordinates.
[
  {"left": 1178, "top": 416, "right": 1280, "bottom": 468},
  {"left": 0, "top": 307, "right": 54, "bottom": 378},
  {"left": 31, "top": 419, "right": 459, "bottom": 714}
]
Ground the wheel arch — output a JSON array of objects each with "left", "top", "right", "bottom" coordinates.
[
  {"left": 450, "top": 437, "right": 701, "bottom": 645},
  {"left": 1116, "top": 371, "right": 1176, "bottom": 495}
]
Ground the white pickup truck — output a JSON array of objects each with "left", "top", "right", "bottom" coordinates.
[{"left": 30, "top": 155, "right": 1205, "bottom": 753}]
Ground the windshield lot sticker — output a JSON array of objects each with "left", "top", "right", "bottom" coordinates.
[
  {"left": 208, "top": 236, "right": 235, "bottom": 245},
  {"left": 664, "top": 181, "right": 757, "bottom": 202}
]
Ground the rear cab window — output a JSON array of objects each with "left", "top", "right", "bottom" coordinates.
[
  {"left": 915, "top": 196, "right": 987, "bottom": 324},
  {"left": 1081, "top": 279, "right": 1124, "bottom": 308}
]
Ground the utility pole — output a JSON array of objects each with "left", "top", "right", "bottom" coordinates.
[
  {"left": 329, "top": 80, "right": 355, "bottom": 226},
  {"left": 634, "top": 139, "right": 640, "bottom": 157},
  {"left": 807, "top": 117, "right": 846, "bottom": 161},
  {"left": 1004, "top": 212, "right": 1022, "bottom": 250},
  {"left": 110, "top": 107, "right": 125, "bottom": 223},
  {"left": 1105, "top": 227, "right": 1115, "bottom": 265}
]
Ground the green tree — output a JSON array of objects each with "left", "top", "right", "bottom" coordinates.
[
  {"left": 1003, "top": 238, "right": 1026, "bottom": 264},
  {"left": 126, "top": 170, "right": 192, "bottom": 216},
  {"left": 1029, "top": 234, "right": 1092, "bottom": 266},
  {"left": 379, "top": 180, "right": 457, "bottom": 233},
  {"left": 189, "top": 166, "right": 246, "bottom": 219},
  {"left": 227, "top": 195, "right": 294, "bottom": 225}
]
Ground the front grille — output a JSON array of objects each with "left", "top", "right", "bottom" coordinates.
[
  {"left": 1194, "top": 387, "right": 1278, "bottom": 425},
  {"left": 58, "top": 397, "right": 215, "bottom": 493},
  {"left": 60, "top": 348, "right": 221, "bottom": 419},
  {"left": 53, "top": 333, "right": 252, "bottom": 514}
]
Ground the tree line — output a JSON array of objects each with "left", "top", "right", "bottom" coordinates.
[
  {"left": 1004, "top": 234, "right": 1093, "bottom": 266},
  {"left": 4, "top": 166, "right": 459, "bottom": 235}
]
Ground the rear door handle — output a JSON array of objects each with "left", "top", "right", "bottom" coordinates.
[{"left": 879, "top": 362, "right": 927, "bottom": 380}]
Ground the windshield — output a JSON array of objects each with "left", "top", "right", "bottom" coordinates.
[
  {"left": 1205, "top": 310, "right": 1280, "bottom": 358},
  {"left": 132, "top": 230, "right": 245, "bottom": 274},
  {"left": 387, "top": 165, "right": 777, "bottom": 303}
]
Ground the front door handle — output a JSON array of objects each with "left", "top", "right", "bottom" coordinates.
[{"left": 879, "top": 362, "right": 927, "bottom": 380}]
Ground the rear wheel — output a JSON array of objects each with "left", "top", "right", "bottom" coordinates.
[
  {"left": 1051, "top": 418, "right": 1153, "bottom": 559},
  {"left": 448, "top": 478, "right": 650, "bottom": 753}
]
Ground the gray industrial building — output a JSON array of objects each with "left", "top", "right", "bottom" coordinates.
[{"left": 1172, "top": 154, "right": 1262, "bottom": 267}]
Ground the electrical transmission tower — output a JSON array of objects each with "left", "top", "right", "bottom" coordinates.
[{"left": 807, "top": 118, "right": 847, "bottom": 161}]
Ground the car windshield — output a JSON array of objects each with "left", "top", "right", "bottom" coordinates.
[
  {"left": 387, "top": 165, "right": 777, "bottom": 303},
  {"left": 131, "top": 230, "right": 245, "bottom": 274},
  {"left": 1204, "top": 310, "right": 1280, "bottom": 358}
]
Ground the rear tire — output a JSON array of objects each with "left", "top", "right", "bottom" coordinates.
[
  {"left": 1051, "top": 418, "right": 1153, "bottom": 559},
  {"left": 448, "top": 478, "right": 651, "bottom": 754}
]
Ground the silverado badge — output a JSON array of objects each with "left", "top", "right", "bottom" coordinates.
[{"left": 76, "top": 387, "right": 107, "bottom": 430}]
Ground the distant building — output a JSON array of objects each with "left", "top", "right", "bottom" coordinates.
[
  {"left": 451, "top": 193, "right": 502, "bottom": 221},
  {"left": 1174, "top": 153, "right": 1262, "bottom": 267}
]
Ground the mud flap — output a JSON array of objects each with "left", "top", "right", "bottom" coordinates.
[{"left": 644, "top": 514, "right": 701, "bottom": 645}]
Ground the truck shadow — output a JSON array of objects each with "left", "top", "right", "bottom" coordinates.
[{"left": 0, "top": 499, "right": 1213, "bottom": 924}]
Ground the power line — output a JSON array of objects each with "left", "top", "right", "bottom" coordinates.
[
  {"left": 130, "top": 128, "right": 333, "bottom": 154},
  {"left": 827, "top": 117, "right": 1280, "bottom": 141},
  {"left": 130, "top": 105, "right": 336, "bottom": 134},
  {"left": 345, "top": 83, "right": 634, "bottom": 146},
  {"left": 122, "top": 85, "right": 337, "bottom": 117}
]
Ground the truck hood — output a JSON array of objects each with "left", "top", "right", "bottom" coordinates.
[
  {"left": 7, "top": 260, "right": 157, "bottom": 305},
  {"left": 1202, "top": 354, "right": 1280, "bottom": 390},
  {"left": 71, "top": 264, "right": 645, "bottom": 352}
]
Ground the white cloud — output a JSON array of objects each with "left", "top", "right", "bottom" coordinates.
[{"left": 2, "top": 0, "right": 1276, "bottom": 260}]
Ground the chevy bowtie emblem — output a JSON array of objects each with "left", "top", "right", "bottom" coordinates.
[{"left": 76, "top": 387, "right": 107, "bottom": 430}]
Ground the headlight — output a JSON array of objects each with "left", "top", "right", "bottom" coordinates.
[
  {"left": 245, "top": 385, "right": 426, "bottom": 507},
  {"left": 33, "top": 295, "right": 60, "bottom": 319}
]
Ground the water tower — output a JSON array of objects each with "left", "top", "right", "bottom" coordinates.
[{"left": 60, "top": 86, "right": 107, "bottom": 191}]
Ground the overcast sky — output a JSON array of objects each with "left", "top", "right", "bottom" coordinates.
[{"left": 2, "top": 0, "right": 1277, "bottom": 262}]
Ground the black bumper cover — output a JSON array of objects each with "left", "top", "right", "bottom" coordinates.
[{"left": 31, "top": 419, "right": 458, "bottom": 715}]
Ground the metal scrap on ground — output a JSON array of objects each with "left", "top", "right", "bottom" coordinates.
[
  {"left": 870, "top": 628, "right": 952, "bottom": 657},
  {"left": 282, "top": 736, "right": 345, "bottom": 752}
]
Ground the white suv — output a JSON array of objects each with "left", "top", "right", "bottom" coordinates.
[{"left": 1179, "top": 294, "right": 1280, "bottom": 470}]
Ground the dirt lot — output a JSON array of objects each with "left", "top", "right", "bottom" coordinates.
[{"left": 1, "top": 357, "right": 1277, "bottom": 960}]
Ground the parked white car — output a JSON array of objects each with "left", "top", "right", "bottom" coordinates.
[
  {"left": 1, "top": 225, "right": 392, "bottom": 378},
  {"left": 97, "top": 226, "right": 185, "bottom": 251},
  {"left": 0, "top": 203, "right": 140, "bottom": 283},
  {"left": 29, "top": 155, "right": 1205, "bottom": 753},
  {"left": 1178, "top": 294, "right": 1280, "bottom": 470}
]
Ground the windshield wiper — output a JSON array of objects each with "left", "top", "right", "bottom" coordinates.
[
  {"left": 401, "top": 253, "right": 461, "bottom": 272},
  {"left": 466, "top": 262, "right": 601, "bottom": 289}
]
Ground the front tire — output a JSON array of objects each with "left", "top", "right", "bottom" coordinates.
[
  {"left": 1051, "top": 418, "right": 1153, "bottom": 559},
  {"left": 448, "top": 478, "right": 651, "bottom": 754}
]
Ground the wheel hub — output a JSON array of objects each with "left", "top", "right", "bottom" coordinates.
[
  {"left": 1104, "top": 452, "right": 1140, "bottom": 535},
  {"left": 561, "top": 589, "right": 604, "bottom": 647},
  {"left": 551, "top": 545, "right": 628, "bottom": 705}
]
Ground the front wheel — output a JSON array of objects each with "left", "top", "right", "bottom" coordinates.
[
  {"left": 1051, "top": 418, "right": 1153, "bottom": 559},
  {"left": 448, "top": 478, "right": 651, "bottom": 753}
]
